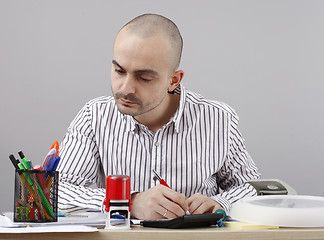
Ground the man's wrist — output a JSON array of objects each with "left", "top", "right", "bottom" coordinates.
[
  {"left": 130, "top": 192, "right": 140, "bottom": 218},
  {"left": 210, "top": 196, "right": 231, "bottom": 214}
]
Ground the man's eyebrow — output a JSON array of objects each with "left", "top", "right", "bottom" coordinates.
[
  {"left": 135, "top": 69, "right": 159, "bottom": 77},
  {"left": 112, "top": 60, "right": 159, "bottom": 77},
  {"left": 112, "top": 60, "right": 124, "bottom": 70}
]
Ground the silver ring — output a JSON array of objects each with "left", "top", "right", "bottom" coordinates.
[{"left": 163, "top": 209, "right": 168, "bottom": 217}]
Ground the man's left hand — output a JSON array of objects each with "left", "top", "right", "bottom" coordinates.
[{"left": 186, "top": 193, "right": 223, "bottom": 214}]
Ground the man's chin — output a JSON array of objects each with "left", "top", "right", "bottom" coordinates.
[{"left": 117, "top": 105, "right": 139, "bottom": 116}]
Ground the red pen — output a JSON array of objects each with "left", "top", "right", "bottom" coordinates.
[
  {"left": 152, "top": 169, "right": 170, "bottom": 188},
  {"left": 152, "top": 169, "right": 190, "bottom": 215}
]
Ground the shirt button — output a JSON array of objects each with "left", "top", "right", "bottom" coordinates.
[{"left": 154, "top": 142, "right": 159, "bottom": 147}]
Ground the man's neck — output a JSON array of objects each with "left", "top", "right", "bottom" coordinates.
[{"left": 134, "top": 93, "right": 180, "bottom": 133}]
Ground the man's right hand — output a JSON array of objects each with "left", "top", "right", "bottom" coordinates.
[{"left": 131, "top": 185, "right": 188, "bottom": 220}]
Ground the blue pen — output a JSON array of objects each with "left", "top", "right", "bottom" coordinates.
[
  {"left": 43, "top": 150, "right": 57, "bottom": 178},
  {"left": 52, "top": 156, "right": 60, "bottom": 171},
  {"left": 111, "top": 213, "right": 134, "bottom": 224},
  {"left": 45, "top": 156, "right": 60, "bottom": 178},
  {"left": 57, "top": 212, "right": 88, "bottom": 218},
  {"left": 48, "top": 157, "right": 57, "bottom": 171}
]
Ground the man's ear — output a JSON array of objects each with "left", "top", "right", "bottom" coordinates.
[{"left": 168, "top": 70, "right": 184, "bottom": 92}]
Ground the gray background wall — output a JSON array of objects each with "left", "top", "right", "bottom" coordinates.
[{"left": 1, "top": 0, "right": 323, "bottom": 213}]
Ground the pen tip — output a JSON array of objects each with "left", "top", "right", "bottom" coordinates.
[
  {"left": 9, "top": 154, "right": 19, "bottom": 169},
  {"left": 18, "top": 151, "right": 25, "bottom": 159}
]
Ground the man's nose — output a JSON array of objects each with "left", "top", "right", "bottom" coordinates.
[{"left": 120, "top": 74, "right": 136, "bottom": 95}]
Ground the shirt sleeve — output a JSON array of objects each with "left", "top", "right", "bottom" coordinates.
[
  {"left": 56, "top": 102, "right": 106, "bottom": 213},
  {"left": 212, "top": 111, "right": 261, "bottom": 213}
]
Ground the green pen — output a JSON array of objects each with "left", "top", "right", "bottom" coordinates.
[
  {"left": 18, "top": 163, "right": 33, "bottom": 186},
  {"left": 31, "top": 174, "right": 54, "bottom": 217},
  {"left": 18, "top": 151, "right": 30, "bottom": 169}
]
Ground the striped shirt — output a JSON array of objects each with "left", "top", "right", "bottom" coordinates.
[{"left": 57, "top": 84, "right": 261, "bottom": 213}]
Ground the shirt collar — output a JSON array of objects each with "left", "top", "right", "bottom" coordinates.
[
  {"left": 172, "top": 84, "right": 186, "bottom": 133},
  {"left": 121, "top": 84, "right": 187, "bottom": 134},
  {"left": 123, "top": 114, "right": 137, "bottom": 133}
]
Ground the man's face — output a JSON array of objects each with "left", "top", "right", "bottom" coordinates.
[{"left": 111, "top": 29, "right": 173, "bottom": 118}]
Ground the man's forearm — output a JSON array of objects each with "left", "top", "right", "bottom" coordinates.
[{"left": 58, "top": 181, "right": 106, "bottom": 212}]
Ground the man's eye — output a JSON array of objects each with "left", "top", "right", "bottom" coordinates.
[
  {"left": 115, "top": 69, "right": 125, "bottom": 74},
  {"left": 140, "top": 77, "right": 151, "bottom": 82}
]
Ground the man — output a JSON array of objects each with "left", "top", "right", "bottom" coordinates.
[{"left": 57, "top": 14, "right": 261, "bottom": 220}]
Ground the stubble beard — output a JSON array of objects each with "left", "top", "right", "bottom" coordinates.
[{"left": 114, "top": 91, "right": 167, "bottom": 117}]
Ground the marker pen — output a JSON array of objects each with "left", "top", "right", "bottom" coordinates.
[
  {"left": 9, "top": 155, "right": 40, "bottom": 214},
  {"left": 18, "top": 151, "right": 29, "bottom": 169}
]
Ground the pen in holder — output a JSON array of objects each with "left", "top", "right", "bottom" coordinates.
[
  {"left": 104, "top": 175, "right": 132, "bottom": 230},
  {"left": 14, "top": 169, "right": 58, "bottom": 222}
]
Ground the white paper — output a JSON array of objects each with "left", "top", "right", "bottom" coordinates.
[
  {"left": 2, "top": 212, "right": 106, "bottom": 227},
  {"left": 0, "top": 214, "right": 15, "bottom": 228},
  {"left": 1, "top": 211, "right": 138, "bottom": 233},
  {"left": 0, "top": 225, "right": 98, "bottom": 233}
]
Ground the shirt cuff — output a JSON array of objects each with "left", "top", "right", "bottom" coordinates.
[
  {"left": 101, "top": 197, "right": 106, "bottom": 213},
  {"left": 210, "top": 195, "right": 232, "bottom": 215}
]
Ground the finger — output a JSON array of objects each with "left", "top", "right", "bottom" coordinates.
[
  {"left": 159, "top": 193, "right": 186, "bottom": 217},
  {"left": 191, "top": 200, "right": 215, "bottom": 214},
  {"left": 159, "top": 207, "right": 178, "bottom": 219},
  {"left": 131, "top": 188, "right": 172, "bottom": 220},
  {"left": 138, "top": 185, "right": 179, "bottom": 218},
  {"left": 186, "top": 193, "right": 203, "bottom": 213},
  {"left": 188, "top": 200, "right": 202, "bottom": 214},
  {"left": 156, "top": 205, "right": 174, "bottom": 219},
  {"left": 187, "top": 193, "right": 220, "bottom": 214},
  {"left": 212, "top": 204, "right": 224, "bottom": 213},
  {"left": 186, "top": 192, "right": 204, "bottom": 202},
  {"left": 161, "top": 187, "right": 188, "bottom": 213}
]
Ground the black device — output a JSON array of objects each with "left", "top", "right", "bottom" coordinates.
[{"left": 140, "top": 212, "right": 224, "bottom": 229}]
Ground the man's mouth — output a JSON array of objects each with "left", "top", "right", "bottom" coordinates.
[
  {"left": 114, "top": 92, "right": 142, "bottom": 106},
  {"left": 120, "top": 98, "right": 136, "bottom": 105}
]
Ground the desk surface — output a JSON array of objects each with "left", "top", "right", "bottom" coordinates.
[{"left": 1, "top": 226, "right": 324, "bottom": 240}]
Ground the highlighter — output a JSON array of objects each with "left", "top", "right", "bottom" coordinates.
[
  {"left": 18, "top": 151, "right": 29, "bottom": 169},
  {"left": 18, "top": 163, "right": 33, "bottom": 186},
  {"left": 10, "top": 155, "right": 43, "bottom": 217}
]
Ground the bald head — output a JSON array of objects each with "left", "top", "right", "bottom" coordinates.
[{"left": 118, "top": 14, "right": 183, "bottom": 73}]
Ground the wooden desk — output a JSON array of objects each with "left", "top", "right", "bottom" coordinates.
[{"left": 1, "top": 226, "right": 324, "bottom": 240}]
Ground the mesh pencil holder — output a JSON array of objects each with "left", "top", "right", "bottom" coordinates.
[{"left": 14, "top": 169, "right": 59, "bottom": 222}]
